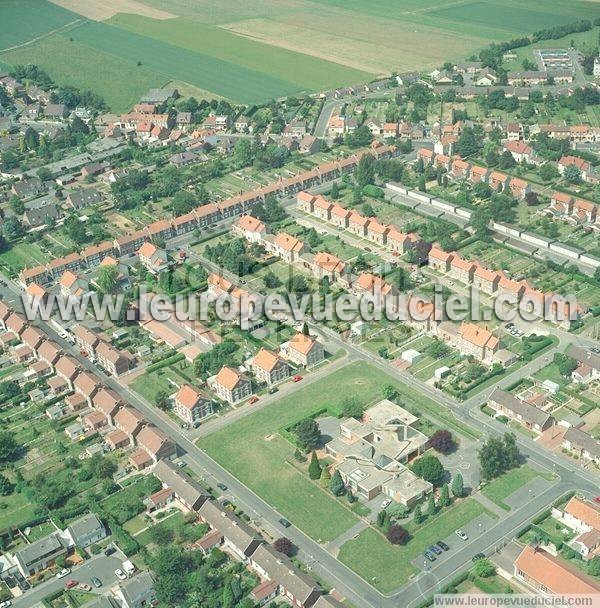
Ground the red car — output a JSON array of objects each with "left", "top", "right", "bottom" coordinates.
[
  {"left": 293, "top": 375, "right": 303, "bottom": 382},
  {"left": 65, "top": 580, "right": 78, "bottom": 589},
  {"left": 594, "top": 496, "right": 600, "bottom": 504},
  {"left": 248, "top": 396, "right": 259, "bottom": 404}
]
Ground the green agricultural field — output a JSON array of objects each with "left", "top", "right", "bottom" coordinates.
[
  {"left": 0, "top": 0, "right": 80, "bottom": 51},
  {"left": 107, "top": 14, "right": 370, "bottom": 93},
  {"left": 65, "top": 21, "right": 309, "bottom": 104},
  {"left": 338, "top": 499, "right": 489, "bottom": 592},
  {"left": 0, "top": 35, "right": 167, "bottom": 112}
]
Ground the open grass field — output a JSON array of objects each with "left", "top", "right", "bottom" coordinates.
[
  {"left": 480, "top": 465, "right": 543, "bottom": 511},
  {"left": 199, "top": 362, "right": 481, "bottom": 542},
  {"left": 338, "top": 499, "right": 489, "bottom": 592}
]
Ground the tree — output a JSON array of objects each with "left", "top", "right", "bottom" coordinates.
[
  {"left": 410, "top": 455, "right": 445, "bottom": 486},
  {"left": 381, "top": 385, "right": 398, "bottom": 401},
  {"left": 413, "top": 504, "right": 424, "bottom": 524},
  {"left": 498, "top": 150, "right": 516, "bottom": 170},
  {"left": 96, "top": 264, "right": 120, "bottom": 294},
  {"left": 362, "top": 202, "right": 375, "bottom": 217},
  {"left": 3, "top": 217, "right": 24, "bottom": 240},
  {"left": 553, "top": 353, "right": 578, "bottom": 378},
  {"left": 470, "top": 207, "right": 491, "bottom": 238},
  {"left": 427, "top": 493, "right": 437, "bottom": 516},
  {"left": 588, "top": 556, "right": 600, "bottom": 576},
  {"left": 377, "top": 509, "right": 390, "bottom": 529},
  {"left": 456, "top": 126, "right": 483, "bottom": 157},
  {"left": 473, "top": 558, "right": 496, "bottom": 578},
  {"left": 478, "top": 433, "right": 520, "bottom": 480},
  {"left": 524, "top": 191, "right": 540, "bottom": 206},
  {"left": 273, "top": 537, "right": 294, "bottom": 556},
  {"left": 0, "top": 473, "right": 13, "bottom": 496},
  {"left": 539, "top": 163, "right": 559, "bottom": 181},
  {"left": 564, "top": 164, "right": 582, "bottom": 184},
  {"left": 440, "top": 483, "right": 451, "bottom": 507},
  {"left": 0, "top": 432, "right": 20, "bottom": 463},
  {"left": 302, "top": 321, "right": 310, "bottom": 336},
  {"left": 155, "top": 390, "right": 170, "bottom": 411},
  {"left": 355, "top": 153, "right": 375, "bottom": 188},
  {"left": 320, "top": 465, "right": 331, "bottom": 487},
  {"left": 341, "top": 397, "right": 363, "bottom": 419},
  {"left": 9, "top": 196, "right": 24, "bottom": 216},
  {"left": 387, "top": 525, "right": 410, "bottom": 545},
  {"left": 294, "top": 418, "right": 321, "bottom": 451},
  {"left": 263, "top": 270, "right": 281, "bottom": 289},
  {"left": 308, "top": 451, "right": 322, "bottom": 480},
  {"left": 451, "top": 473, "right": 465, "bottom": 497},
  {"left": 330, "top": 182, "right": 340, "bottom": 199},
  {"left": 22, "top": 126, "right": 39, "bottom": 151},
  {"left": 171, "top": 190, "right": 196, "bottom": 215},
  {"left": 429, "top": 430, "right": 456, "bottom": 454},
  {"left": 330, "top": 470, "right": 346, "bottom": 496}
]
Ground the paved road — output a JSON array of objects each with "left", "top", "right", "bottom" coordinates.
[
  {"left": 11, "top": 553, "right": 124, "bottom": 608},
  {"left": 2, "top": 229, "right": 598, "bottom": 607}
]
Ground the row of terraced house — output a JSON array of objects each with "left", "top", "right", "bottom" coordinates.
[
  {"left": 18, "top": 143, "right": 400, "bottom": 289},
  {"left": 0, "top": 303, "right": 176, "bottom": 470},
  {"left": 150, "top": 460, "right": 346, "bottom": 608},
  {"left": 428, "top": 246, "right": 583, "bottom": 329}
]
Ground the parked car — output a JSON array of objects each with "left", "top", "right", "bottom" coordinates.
[
  {"left": 56, "top": 568, "right": 71, "bottom": 579},
  {"left": 455, "top": 529, "right": 468, "bottom": 540},
  {"left": 104, "top": 546, "right": 116, "bottom": 556},
  {"left": 437, "top": 541, "right": 450, "bottom": 551},
  {"left": 78, "top": 583, "right": 92, "bottom": 592},
  {"left": 114, "top": 569, "right": 126, "bottom": 581},
  {"left": 0, "top": 600, "right": 12, "bottom": 608},
  {"left": 217, "top": 483, "right": 228, "bottom": 492},
  {"left": 472, "top": 553, "right": 486, "bottom": 562},
  {"left": 91, "top": 577, "right": 102, "bottom": 588},
  {"left": 429, "top": 545, "right": 442, "bottom": 555},
  {"left": 248, "top": 396, "right": 259, "bottom": 404},
  {"left": 268, "top": 386, "right": 279, "bottom": 394},
  {"left": 292, "top": 375, "right": 303, "bottom": 382},
  {"left": 424, "top": 551, "right": 436, "bottom": 562},
  {"left": 381, "top": 498, "right": 392, "bottom": 509},
  {"left": 279, "top": 518, "right": 291, "bottom": 528},
  {"left": 65, "top": 580, "right": 78, "bottom": 589}
]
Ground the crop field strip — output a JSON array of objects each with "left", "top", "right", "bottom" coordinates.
[{"left": 4, "top": 0, "right": 599, "bottom": 108}]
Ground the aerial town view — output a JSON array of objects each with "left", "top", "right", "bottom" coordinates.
[{"left": 0, "top": 0, "right": 600, "bottom": 607}]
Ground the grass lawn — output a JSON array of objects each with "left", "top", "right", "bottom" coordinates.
[
  {"left": 338, "top": 498, "right": 488, "bottom": 592},
  {"left": 533, "top": 362, "right": 569, "bottom": 387},
  {"left": 136, "top": 511, "right": 185, "bottom": 546},
  {"left": 0, "top": 491, "right": 39, "bottom": 529},
  {"left": 200, "top": 362, "right": 480, "bottom": 541},
  {"left": 130, "top": 370, "right": 174, "bottom": 405},
  {"left": 122, "top": 514, "right": 149, "bottom": 536},
  {"left": 481, "top": 465, "right": 545, "bottom": 511}
]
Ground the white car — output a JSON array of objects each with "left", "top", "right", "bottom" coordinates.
[
  {"left": 455, "top": 529, "right": 468, "bottom": 540},
  {"left": 114, "top": 569, "right": 127, "bottom": 581},
  {"left": 0, "top": 600, "right": 12, "bottom": 608},
  {"left": 381, "top": 498, "right": 392, "bottom": 509},
  {"left": 56, "top": 568, "right": 71, "bottom": 579}
]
